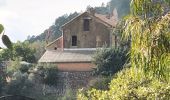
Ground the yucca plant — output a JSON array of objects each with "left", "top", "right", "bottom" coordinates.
[{"left": 122, "top": 0, "right": 170, "bottom": 81}]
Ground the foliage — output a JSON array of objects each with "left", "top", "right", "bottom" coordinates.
[
  {"left": 109, "top": 0, "right": 130, "bottom": 18},
  {"left": 0, "top": 24, "right": 4, "bottom": 34},
  {"left": 13, "top": 41, "right": 36, "bottom": 63},
  {"left": 122, "top": 0, "right": 170, "bottom": 81},
  {"left": 40, "top": 64, "right": 58, "bottom": 86},
  {"left": 61, "top": 88, "right": 75, "bottom": 100},
  {"left": 0, "top": 41, "right": 36, "bottom": 63},
  {"left": 0, "top": 76, "right": 4, "bottom": 94},
  {"left": 0, "top": 49, "right": 13, "bottom": 62},
  {"left": 6, "top": 58, "right": 22, "bottom": 75},
  {"left": 19, "top": 63, "right": 32, "bottom": 73},
  {"left": 78, "top": 1, "right": 170, "bottom": 99},
  {"left": 27, "top": 12, "right": 79, "bottom": 43},
  {"left": 0, "top": 24, "right": 13, "bottom": 49},
  {"left": 94, "top": 0, "right": 130, "bottom": 18},
  {"left": 93, "top": 47, "right": 128, "bottom": 76},
  {"left": 5, "top": 71, "right": 34, "bottom": 95},
  {"left": 88, "top": 76, "right": 112, "bottom": 90},
  {"left": 29, "top": 40, "right": 46, "bottom": 61},
  {"left": 77, "top": 68, "right": 170, "bottom": 100}
]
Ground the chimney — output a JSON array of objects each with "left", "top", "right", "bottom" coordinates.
[
  {"left": 87, "top": 7, "right": 95, "bottom": 16},
  {"left": 106, "top": 13, "right": 111, "bottom": 19}
]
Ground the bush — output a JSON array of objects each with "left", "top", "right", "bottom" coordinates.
[
  {"left": 0, "top": 76, "right": 4, "bottom": 94},
  {"left": 40, "top": 64, "right": 58, "bottom": 86},
  {"left": 77, "top": 68, "right": 170, "bottom": 100},
  {"left": 6, "top": 58, "right": 21, "bottom": 74},
  {"left": 93, "top": 47, "right": 128, "bottom": 76},
  {"left": 88, "top": 76, "right": 112, "bottom": 90},
  {"left": 19, "top": 64, "right": 32, "bottom": 73},
  {"left": 5, "top": 71, "right": 34, "bottom": 95},
  {"left": 61, "top": 88, "right": 75, "bottom": 100}
]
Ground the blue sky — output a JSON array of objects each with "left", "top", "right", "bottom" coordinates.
[{"left": 0, "top": 0, "right": 110, "bottom": 47}]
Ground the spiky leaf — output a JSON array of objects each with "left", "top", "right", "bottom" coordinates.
[
  {"left": 0, "top": 24, "right": 4, "bottom": 34},
  {"left": 2, "top": 35, "right": 13, "bottom": 49}
]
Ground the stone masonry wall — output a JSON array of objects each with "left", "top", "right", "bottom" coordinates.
[{"left": 42, "top": 71, "right": 93, "bottom": 96}]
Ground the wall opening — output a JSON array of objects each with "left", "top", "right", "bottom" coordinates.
[
  {"left": 54, "top": 47, "right": 57, "bottom": 50},
  {"left": 83, "top": 19, "right": 90, "bottom": 31},
  {"left": 72, "top": 35, "right": 77, "bottom": 46}
]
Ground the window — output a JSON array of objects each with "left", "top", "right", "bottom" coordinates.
[
  {"left": 72, "top": 35, "right": 77, "bottom": 46},
  {"left": 83, "top": 19, "right": 90, "bottom": 31},
  {"left": 54, "top": 47, "right": 57, "bottom": 50}
]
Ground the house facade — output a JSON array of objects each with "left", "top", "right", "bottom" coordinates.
[{"left": 39, "top": 9, "right": 118, "bottom": 72}]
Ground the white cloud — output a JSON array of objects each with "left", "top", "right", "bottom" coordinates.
[{"left": 0, "top": 0, "right": 110, "bottom": 45}]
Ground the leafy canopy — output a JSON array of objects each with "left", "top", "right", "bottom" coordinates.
[{"left": 122, "top": 0, "right": 170, "bottom": 81}]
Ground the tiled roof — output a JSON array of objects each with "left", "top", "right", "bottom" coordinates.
[
  {"left": 95, "top": 13, "right": 117, "bottom": 27},
  {"left": 61, "top": 12, "right": 117, "bottom": 29},
  {"left": 38, "top": 49, "right": 96, "bottom": 63}
]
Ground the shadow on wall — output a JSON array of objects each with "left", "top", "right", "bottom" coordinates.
[{"left": 0, "top": 95, "right": 35, "bottom": 100}]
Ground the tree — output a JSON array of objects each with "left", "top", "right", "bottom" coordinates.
[
  {"left": 93, "top": 47, "right": 128, "bottom": 76},
  {"left": 13, "top": 41, "right": 36, "bottom": 63},
  {"left": 123, "top": 0, "right": 170, "bottom": 81},
  {"left": 78, "top": 1, "right": 170, "bottom": 99},
  {"left": 0, "top": 41, "right": 36, "bottom": 63},
  {"left": 29, "top": 40, "right": 45, "bottom": 61},
  {"left": 108, "top": 0, "right": 131, "bottom": 18}
]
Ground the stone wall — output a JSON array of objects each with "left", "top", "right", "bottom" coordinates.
[
  {"left": 46, "top": 36, "right": 63, "bottom": 51},
  {"left": 62, "top": 12, "right": 111, "bottom": 48},
  {"left": 42, "top": 71, "right": 93, "bottom": 96}
]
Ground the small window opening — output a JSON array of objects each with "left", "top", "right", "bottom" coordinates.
[
  {"left": 54, "top": 47, "right": 57, "bottom": 50},
  {"left": 72, "top": 36, "right": 77, "bottom": 46},
  {"left": 83, "top": 19, "right": 90, "bottom": 31}
]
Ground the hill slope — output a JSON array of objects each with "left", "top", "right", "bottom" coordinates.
[{"left": 27, "top": 0, "right": 130, "bottom": 43}]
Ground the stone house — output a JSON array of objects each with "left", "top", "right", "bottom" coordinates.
[
  {"left": 38, "top": 9, "right": 118, "bottom": 94},
  {"left": 39, "top": 9, "right": 118, "bottom": 72}
]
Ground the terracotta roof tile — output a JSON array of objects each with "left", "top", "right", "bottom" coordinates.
[{"left": 95, "top": 13, "right": 117, "bottom": 27}]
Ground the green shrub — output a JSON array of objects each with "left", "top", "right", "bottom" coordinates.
[
  {"left": 88, "top": 76, "right": 112, "bottom": 90},
  {"left": 19, "top": 64, "right": 32, "bottom": 73},
  {"left": 77, "top": 68, "right": 170, "bottom": 100},
  {"left": 41, "top": 64, "right": 58, "bottom": 86},
  {"left": 0, "top": 76, "right": 4, "bottom": 94},
  {"left": 6, "top": 58, "right": 21, "bottom": 74},
  {"left": 5, "top": 71, "right": 34, "bottom": 95},
  {"left": 93, "top": 47, "right": 128, "bottom": 76},
  {"left": 61, "top": 88, "right": 75, "bottom": 100}
]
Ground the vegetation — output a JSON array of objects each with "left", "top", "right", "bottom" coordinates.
[
  {"left": 0, "top": 41, "right": 36, "bottom": 63},
  {"left": 88, "top": 76, "right": 112, "bottom": 90},
  {"left": 24, "top": 0, "right": 131, "bottom": 63},
  {"left": 29, "top": 40, "right": 46, "bottom": 61},
  {"left": 2, "top": 63, "right": 60, "bottom": 99},
  {"left": 27, "top": 0, "right": 131, "bottom": 49},
  {"left": 93, "top": 47, "right": 128, "bottom": 76},
  {"left": 27, "top": 12, "right": 79, "bottom": 44},
  {"left": 0, "top": 23, "right": 13, "bottom": 95},
  {"left": 40, "top": 64, "right": 58, "bottom": 86},
  {"left": 0, "top": 24, "right": 12, "bottom": 49},
  {"left": 123, "top": 0, "right": 170, "bottom": 81},
  {"left": 78, "top": 0, "right": 170, "bottom": 99},
  {"left": 1, "top": 0, "right": 169, "bottom": 99},
  {"left": 0, "top": 76, "right": 4, "bottom": 95},
  {"left": 77, "top": 68, "right": 170, "bottom": 100}
]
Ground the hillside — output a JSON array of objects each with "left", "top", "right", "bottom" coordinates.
[
  {"left": 27, "top": 12, "right": 79, "bottom": 43},
  {"left": 27, "top": 0, "right": 130, "bottom": 44}
]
